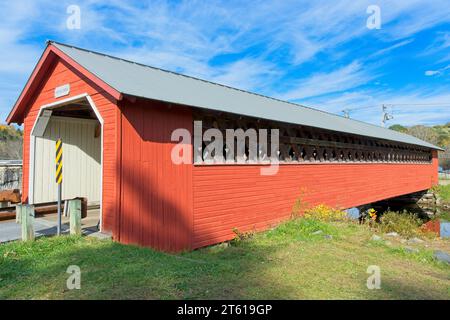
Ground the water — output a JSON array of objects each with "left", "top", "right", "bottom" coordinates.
[{"left": 441, "top": 221, "right": 450, "bottom": 238}]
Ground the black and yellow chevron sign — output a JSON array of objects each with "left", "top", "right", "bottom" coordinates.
[{"left": 55, "top": 138, "right": 62, "bottom": 184}]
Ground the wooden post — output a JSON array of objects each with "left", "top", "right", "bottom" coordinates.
[
  {"left": 21, "top": 205, "right": 35, "bottom": 241},
  {"left": 63, "top": 200, "right": 69, "bottom": 217},
  {"left": 69, "top": 199, "right": 82, "bottom": 235},
  {"left": 15, "top": 204, "right": 21, "bottom": 224}
]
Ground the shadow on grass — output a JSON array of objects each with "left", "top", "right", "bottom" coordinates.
[
  {"left": 363, "top": 277, "right": 450, "bottom": 300},
  {"left": 0, "top": 236, "right": 300, "bottom": 299}
]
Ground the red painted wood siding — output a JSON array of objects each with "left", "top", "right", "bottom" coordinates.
[
  {"left": 17, "top": 50, "right": 440, "bottom": 252},
  {"left": 21, "top": 57, "right": 119, "bottom": 233},
  {"left": 119, "top": 100, "right": 193, "bottom": 251},
  {"left": 192, "top": 153, "right": 439, "bottom": 248}
]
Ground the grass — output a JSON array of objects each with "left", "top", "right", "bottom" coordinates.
[
  {"left": 435, "top": 184, "right": 450, "bottom": 203},
  {"left": 0, "top": 218, "right": 449, "bottom": 300},
  {"left": 438, "top": 211, "right": 450, "bottom": 222}
]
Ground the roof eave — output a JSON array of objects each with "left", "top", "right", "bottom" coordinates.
[
  {"left": 6, "top": 44, "right": 54, "bottom": 124},
  {"left": 6, "top": 42, "right": 123, "bottom": 125}
]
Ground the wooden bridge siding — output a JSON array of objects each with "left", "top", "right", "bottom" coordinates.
[
  {"left": 21, "top": 56, "right": 119, "bottom": 234},
  {"left": 118, "top": 100, "right": 194, "bottom": 251},
  {"left": 192, "top": 155, "right": 438, "bottom": 248}
]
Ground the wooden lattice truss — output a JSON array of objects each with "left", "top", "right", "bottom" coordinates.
[{"left": 193, "top": 110, "right": 433, "bottom": 164}]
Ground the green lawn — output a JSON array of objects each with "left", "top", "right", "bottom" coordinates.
[
  {"left": 436, "top": 184, "right": 450, "bottom": 203},
  {"left": 0, "top": 218, "right": 449, "bottom": 300}
]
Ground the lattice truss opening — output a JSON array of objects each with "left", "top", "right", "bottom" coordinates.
[{"left": 193, "top": 110, "right": 433, "bottom": 164}]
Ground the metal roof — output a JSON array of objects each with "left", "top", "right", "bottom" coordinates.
[{"left": 51, "top": 41, "right": 442, "bottom": 150}]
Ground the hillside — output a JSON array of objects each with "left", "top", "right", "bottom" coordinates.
[
  {"left": 390, "top": 123, "right": 450, "bottom": 170},
  {"left": 389, "top": 123, "right": 450, "bottom": 148},
  {"left": 0, "top": 125, "right": 23, "bottom": 160}
]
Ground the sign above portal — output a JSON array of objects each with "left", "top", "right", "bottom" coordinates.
[{"left": 54, "top": 84, "right": 70, "bottom": 98}]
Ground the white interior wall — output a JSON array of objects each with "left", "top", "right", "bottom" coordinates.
[{"left": 33, "top": 116, "right": 101, "bottom": 204}]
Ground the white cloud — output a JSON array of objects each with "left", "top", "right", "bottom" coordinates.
[
  {"left": 277, "top": 61, "right": 377, "bottom": 101},
  {"left": 371, "top": 39, "right": 414, "bottom": 57},
  {"left": 208, "top": 59, "right": 281, "bottom": 91},
  {"left": 425, "top": 70, "right": 440, "bottom": 76},
  {"left": 424, "top": 65, "right": 450, "bottom": 77}
]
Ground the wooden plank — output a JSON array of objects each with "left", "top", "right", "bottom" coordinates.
[
  {"left": 15, "top": 205, "right": 21, "bottom": 223},
  {"left": 0, "top": 189, "right": 21, "bottom": 203},
  {"left": 0, "top": 199, "right": 93, "bottom": 221}
]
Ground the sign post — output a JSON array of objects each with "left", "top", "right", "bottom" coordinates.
[{"left": 56, "top": 138, "right": 63, "bottom": 235}]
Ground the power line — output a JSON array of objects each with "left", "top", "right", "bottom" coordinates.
[
  {"left": 340, "top": 102, "right": 449, "bottom": 124},
  {"left": 384, "top": 103, "right": 450, "bottom": 106},
  {"left": 345, "top": 105, "right": 378, "bottom": 112},
  {"left": 344, "top": 103, "right": 450, "bottom": 114},
  {"left": 311, "top": 102, "right": 449, "bottom": 125}
]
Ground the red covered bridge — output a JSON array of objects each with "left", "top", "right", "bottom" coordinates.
[{"left": 6, "top": 41, "right": 441, "bottom": 251}]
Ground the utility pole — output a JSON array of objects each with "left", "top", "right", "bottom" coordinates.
[
  {"left": 381, "top": 104, "right": 393, "bottom": 127},
  {"left": 342, "top": 109, "right": 350, "bottom": 118}
]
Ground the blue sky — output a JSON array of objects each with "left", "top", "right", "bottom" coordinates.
[{"left": 1, "top": 0, "right": 450, "bottom": 126}]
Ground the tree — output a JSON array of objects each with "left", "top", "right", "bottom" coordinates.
[
  {"left": 407, "top": 125, "right": 439, "bottom": 146},
  {"left": 390, "top": 123, "right": 449, "bottom": 166},
  {"left": 389, "top": 124, "right": 408, "bottom": 133},
  {"left": 439, "top": 146, "right": 450, "bottom": 170}
]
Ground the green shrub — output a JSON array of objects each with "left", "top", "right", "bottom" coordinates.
[
  {"left": 377, "top": 210, "right": 423, "bottom": 238},
  {"left": 291, "top": 188, "right": 309, "bottom": 218},
  {"left": 303, "top": 204, "right": 347, "bottom": 222},
  {"left": 231, "top": 228, "right": 254, "bottom": 245}
]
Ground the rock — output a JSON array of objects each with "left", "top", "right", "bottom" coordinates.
[
  {"left": 408, "top": 237, "right": 424, "bottom": 244},
  {"left": 311, "top": 230, "right": 323, "bottom": 235},
  {"left": 324, "top": 235, "right": 333, "bottom": 240},
  {"left": 216, "top": 242, "right": 230, "bottom": 249},
  {"left": 371, "top": 235, "right": 382, "bottom": 241},
  {"left": 400, "top": 239, "right": 407, "bottom": 244},
  {"left": 433, "top": 251, "right": 450, "bottom": 264},
  {"left": 405, "top": 247, "right": 419, "bottom": 254},
  {"left": 423, "top": 211, "right": 435, "bottom": 217},
  {"left": 385, "top": 232, "right": 399, "bottom": 237}
]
